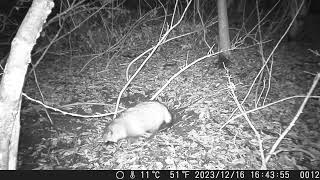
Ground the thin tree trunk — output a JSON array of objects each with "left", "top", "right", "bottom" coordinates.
[
  {"left": 217, "top": 0, "right": 231, "bottom": 58},
  {"left": 288, "top": 0, "right": 309, "bottom": 40},
  {"left": 0, "top": 0, "right": 54, "bottom": 170}
]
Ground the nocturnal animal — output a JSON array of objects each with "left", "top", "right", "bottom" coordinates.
[{"left": 103, "top": 101, "right": 172, "bottom": 143}]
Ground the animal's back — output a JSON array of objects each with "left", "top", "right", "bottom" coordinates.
[{"left": 115, "top": 101, "right": 171, "bottom": 134}]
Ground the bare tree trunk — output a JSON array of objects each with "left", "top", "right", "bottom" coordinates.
[
  {"left": 0, "top": 0, "right": 54, "bottom": 170},
  {"left": 217, "top": 0, "right": 231, "bottom": 58},
  {"left": 288, "top": 0, "right": 309, "bottom": 40}
]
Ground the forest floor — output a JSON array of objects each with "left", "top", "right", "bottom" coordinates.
[{"left": 17, "top": 13, "right": 320, "bottom": 170}]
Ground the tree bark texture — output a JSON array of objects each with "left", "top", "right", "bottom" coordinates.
[{"left": 0, "top": 0, "right": 54, "bottom": 170}]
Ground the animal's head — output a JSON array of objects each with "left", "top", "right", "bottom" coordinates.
[{"left": 103, "top": 124, "right": 125, "bottom": 143}]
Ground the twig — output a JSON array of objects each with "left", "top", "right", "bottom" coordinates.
[
  {"left": 308, "top": 49, "right": 320, "bottom": 56},
  {"left": 236, "top": 0, "right": 281, "bottom": 45},
  {"left": 224, "top": 65, "right": 266, "bottom": 169},
  {"left": 254, "top": 0, "right": 270, "bottom": 108},
  {"left": 32, "top": 70, "right": 53, "bottom": 125},
  {"left": 263, "top": 56, "right": 274, "bottom": 105},
  {"left": 220, "top": 95, "right": 320, "bottom": 130},
  {"left": 28, "top": 17, "right": 64, "bottom": 76},
  {"left": 197, "top": 0, "right": 211, "bottom": 49},
  {"left": 113, "top": 0, "right": 193, "bottom": 119},
  {"left": 22, "top": 93, "right": 124, "bottom": 118},
  {"left": 227, "top": 1, "right": 306, "bottom": 126},
  {"left": 79, "top": 8, "right": 154, "bottom": 72},
  {"left": 125, "top": 30, "right": 199, "bottom": 81},
  {"left": 274, "top": 148, "right": 316, "bottom": 160},
  {"left": 31, "top": 0, "right": 112, "bottom": 62},
  {"left": 151, "top": 47, "right": 235, "bottom": 100},
  {"left": 242, "top": 1, "right": 305, "bottom": 108},
  {"left": 60, "top": 102, "right": 122, "bottom": 108},
  {"left": 264, "top": 73, "right": 320, "bottom": 167}
]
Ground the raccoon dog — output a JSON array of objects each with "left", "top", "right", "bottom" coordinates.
[{"left": 103, "top": 101, "right": 172, "bottom": 142}]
